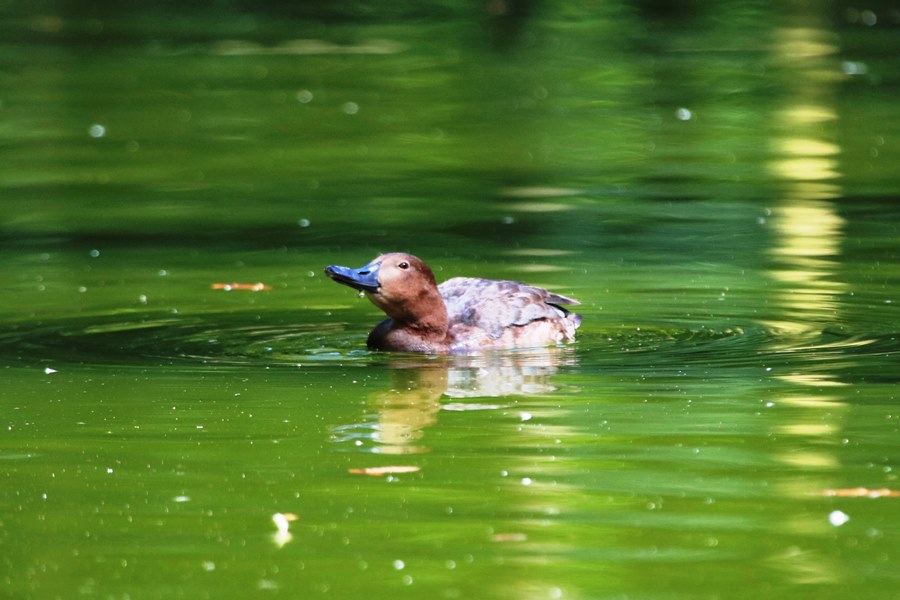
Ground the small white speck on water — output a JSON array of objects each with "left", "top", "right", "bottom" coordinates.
[{"left": 829, "top": 510, "right": 850, "bottom": 527}]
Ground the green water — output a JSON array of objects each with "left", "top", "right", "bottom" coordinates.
[{"left": 2, "top": 2, "right": 899, "bottom": 599}]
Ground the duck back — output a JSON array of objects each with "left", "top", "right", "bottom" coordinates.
[{"left": 439, "top": 277, "right": 580, "bottom": 352}]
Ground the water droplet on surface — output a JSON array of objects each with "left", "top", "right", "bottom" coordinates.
[{"left": 829, "top": 510, "right": 850, "bottom": 526}]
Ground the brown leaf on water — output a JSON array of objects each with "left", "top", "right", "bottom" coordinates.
[
  {"left": 347, "top": 466, "right": 421, "bottom": 476},
  {"left": 210, "top": 282, "right": 272, "bottom": 291},
  {"left": 821, "top": 487, "right": 900, "bottom": 498}
]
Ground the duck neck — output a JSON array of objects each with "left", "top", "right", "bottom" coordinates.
[{"left": 397, "top": 288, "right": 448, "bottom": 339}]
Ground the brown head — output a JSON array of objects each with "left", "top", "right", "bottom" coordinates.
[{"left": 324, "top": 253, "right": 449, "bottom": 334}]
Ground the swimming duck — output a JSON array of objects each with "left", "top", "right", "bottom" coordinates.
[{"left": 324, "top": 253, "right": 581, "bottom": 353}]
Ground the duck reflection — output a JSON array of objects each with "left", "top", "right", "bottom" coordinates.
[{"left": 333, "top": 347, "right": 576, "bottom": 455}]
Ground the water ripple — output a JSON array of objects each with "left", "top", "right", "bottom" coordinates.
[
  {"left": 0, "top": 312, "right": 896, "bottom": 381},
  {"left": 0, "top": 312, "right": 366, "bottom": 368}
]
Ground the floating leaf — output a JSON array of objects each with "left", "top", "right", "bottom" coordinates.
[
  {"left": 348, "top": 465, "right": 421, "bottom": 476},
  {"left": 821, "top": 487, "right": 900, "bottom": 498},
  {"left": 211, "top": 282, "right": 272, "bottom": 291}
]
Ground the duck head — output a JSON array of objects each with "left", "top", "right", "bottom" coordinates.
[{"left": 325, "top": 253, "right": 448, "bottom": 330}]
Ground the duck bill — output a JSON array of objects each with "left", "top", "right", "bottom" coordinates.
[{"left": 324, "top": 261, "right": 381, "bottom": 293}]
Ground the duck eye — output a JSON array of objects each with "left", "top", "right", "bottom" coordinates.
[{"left": 398, "top": 261, "right": 410, "bottom": 270}]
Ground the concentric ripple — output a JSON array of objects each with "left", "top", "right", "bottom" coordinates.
[
  {"left": 0, "top": 311, "right": 895, "bottom": 381},
  {"left": 0, "top": 311, "right": 367, "bottom": 368}
]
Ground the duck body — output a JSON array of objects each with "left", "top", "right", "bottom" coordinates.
[{"left": 325, "top": 253, "right": 581, "bottom": 354}]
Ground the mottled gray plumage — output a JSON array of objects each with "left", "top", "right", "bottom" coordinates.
[{"left": 439, "top": 277, "right": 580, "bottom": 340}]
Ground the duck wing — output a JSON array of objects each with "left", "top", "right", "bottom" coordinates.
[{"left": 439, "top": 277, "right": 580, "bottom": 339}]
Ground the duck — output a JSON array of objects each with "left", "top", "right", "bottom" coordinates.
[{"left": 324, "top": 252, "right": 581, "bottom": 353}]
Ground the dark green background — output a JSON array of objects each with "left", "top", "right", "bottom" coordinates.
[{"left": 1, "top": 2, "right": 898, "bottom": 598}]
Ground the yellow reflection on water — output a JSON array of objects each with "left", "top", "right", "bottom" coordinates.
[
  {"left": 772, "top": 26, "right": 839, "bottom": 60},
  {"left": 766, "top": 20, "right": 846, "bottom": 337},
  {"left": 775, "top": 374, "right": 849, "bottom": 389},
  {"left": 765, "top": 16, "right": 851, "bottom": 589},
  {"left": 776, "top": 422, "right": 836, "bottom": 437},
  {"left": 774, "top": 138, "right": 840, "bottom": 157},
  {"left": 771, "top": 158, "right": 839, "bottom": 181},
  {"left": 778, "top": 450, "right": 840, "bottom": 470}
]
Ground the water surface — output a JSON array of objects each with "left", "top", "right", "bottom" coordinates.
[{"left": 2, "top": 2, "right": 899, "bottom": 599}]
